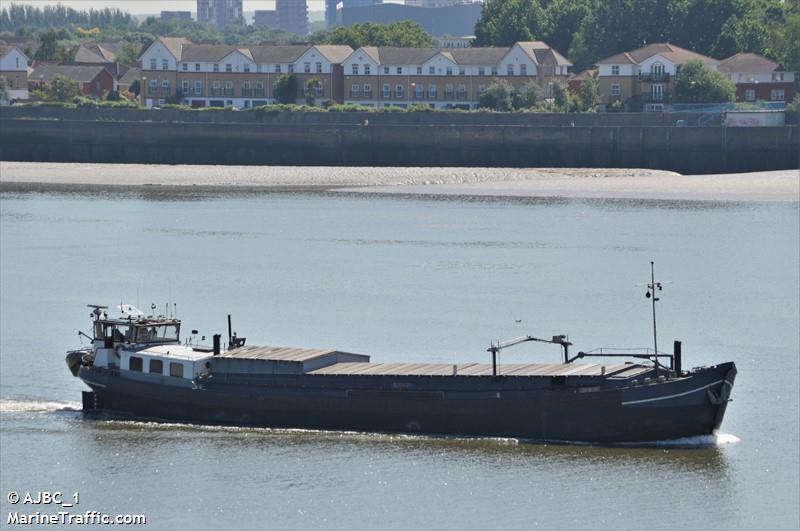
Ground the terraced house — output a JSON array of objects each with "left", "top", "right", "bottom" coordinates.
[
  {"left": 341, "top": 41, "right": 572, "bottom": 109},
  {"left": 139, "top": 37, "right": 353, "bottom": 108}
]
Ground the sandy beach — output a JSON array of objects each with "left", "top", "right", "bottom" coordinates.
[{"left": 1, "top": 161, "right": 797, "bottom": 201}]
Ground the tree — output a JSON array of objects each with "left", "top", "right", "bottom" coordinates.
[
  {"left": 551, "top": 80, "right": 572, "bottom": 111},
  {"left": 304, "top": 77, "right": 322, "bottom": 106},
  {"left": 474, "top": 0, "right": 543, "bottom": 47},
  {"left": 48, "top": 74, "right": 77, "bottom": 101},
  {"left": 128, "top": 79, "right": 140, "bottom": 96},
  {"left": 0, "top": 76, "right": 9, "bottom": 104},
  {"left": 478, "top": 80, "right": 514, "bottom": 111},
  {"left": 512, "top": 80, "right": 543, "bottom": 109},
  {"left": 316, "top": 21, "right": 432, "bottom": 48},
  {"left": 579, "top": 75, "right": 599, "bottom": 111},
  {"left": 672, "top": 59, "right": 736, "bottom": 103},
  {"left": 274, "top": 74, "right": 298, "bottom": 104},
  {"left": 33, "top": 29, "right": 70, "bottom": 61}
]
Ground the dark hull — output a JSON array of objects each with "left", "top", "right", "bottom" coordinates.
[{"left": 79, "top": 362, "right": 736, "bottom": 443}]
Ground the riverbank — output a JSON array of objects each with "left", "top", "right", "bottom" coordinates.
[{"left": 1, "top": 162, "right": 797, "bottom": 201}]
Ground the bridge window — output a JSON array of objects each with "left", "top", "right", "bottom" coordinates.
[
  {"left": 129, "top": 356, "right": 143, "bottom": 372},
  {"left": 170, "top": 362, "right": 184, "bottom": 378},
  {"left": 149, "top": 359, "right": 163, "bottom": 374}
]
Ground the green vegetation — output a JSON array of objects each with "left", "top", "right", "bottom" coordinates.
[
  {"left": 310, "top": 21, "right": 433, "bottom": 49},
  {"left": 479, "top": 80, "right": 579, "bottom": 112},
  {"left": 579, "top": 76, "right": 599, "bottom": 111},
  {"left": 48, "top": 74, "right": 77, "bottom": 101},
  {"left": 304, "top": 77, "right": 323, "bottom": 106},
  {"left": 672, "top": 59, "right": 736, "bottom": 103},
  {"left": 273, "top": 74, "right": 299, "bottom": 105},
  {"left": 0, "top": 76, "right": 9, "bottom": 102},
  {"left": 479, "top": 80, "right": 514, "bottom": 111},
  {"left": 0, "top": 4, "right": 134, "bottom": 32},
  {"left": 474, "top": 0, "right": 800, "bottom": 86}
]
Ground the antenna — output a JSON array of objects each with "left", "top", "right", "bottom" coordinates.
[{"left": 644, "top": 261, "right": 663, "bottom": 371}]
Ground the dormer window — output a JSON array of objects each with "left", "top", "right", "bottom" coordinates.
[
  {"left": 195, "top": 63, "right": 200, "bottom": 71},
  {"left": 611, "top": 65, "right": 620, "bottom": 76},
  {"left": 213, "top": 64, "right": 219, "bottom": 72},
  {"left": 226, "top": 63, "right": 232, "bottom": 72},
  {"left": 150, "top": 59, "right": 157, "bottom": 70},
  {"left": 364, "top": 64, "right": 371, "bottom": 75},
  {"left": 244, "top": 63, "right": 250, "bottom": 73},
  {"left": 352, "top": 64, "right": 359, "bottom": 75},
  {"left": 182, "top": 63, "right": 188, "bottom": 71},
  {"left": 162, "top": 59, "right": 169, "bottom": 70}
]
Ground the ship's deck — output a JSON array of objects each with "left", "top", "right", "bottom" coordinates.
[{"left": 308, "top": 362, "right": 652, "bottom": 378}]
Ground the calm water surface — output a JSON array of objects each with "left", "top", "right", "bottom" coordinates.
[{"left": 0, "top": 185, "right": 798, "bottom": 530}]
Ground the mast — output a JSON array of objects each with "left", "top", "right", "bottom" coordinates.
[{"left": 645, "top": 261, "right": 663, "bottom": 372}]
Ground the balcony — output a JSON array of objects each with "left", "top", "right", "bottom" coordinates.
[{"left": 638, "top": 72, "right": 670, "bottom": 82}]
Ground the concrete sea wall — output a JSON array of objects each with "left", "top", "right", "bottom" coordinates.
[{"left": 1, "top": 108, "right": 797, "bottom": 174}]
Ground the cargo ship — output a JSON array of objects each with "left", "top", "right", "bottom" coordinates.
[{"left": 66, "top": 266, "right": 736, "bottom": 443}]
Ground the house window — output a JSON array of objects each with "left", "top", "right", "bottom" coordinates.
[
  {"left": 149, "top": 79, "right": 157, "bottom": 94},
  {"left": 459, "top": 67, "right": 465, "bottom": 76},
  {"left": 380, "top": 66, "right": 387, "bottom": 75},
  {"left": 363, "top": 83, "right": 372, "bottom": 97},
  {"left": 611, "top": 65, "right": 620, "bottom": 76},
  {"left": 288, "top": 64, "right": 294, "bottom": 73},
  {"left": 255, "top": 81, "right": 265, "bottom": 97},
  {"left": 745, "top": 89, "right": 755, "bottom": 101},
  {"left": 182, "top": 80, "right": 189, "bottom": 95},
  {"left": 478, "top": 84, "right": 486, "bottom": 95},
  {"left": 611, "top": 82, "right": 621, "bottom": 97},
  {"left": 195, "top": 63, "right": 200, "bottom": 71},
  {"left": 772, "top": 72, "right": 784, "bottom": 81},
  {"left": 491, "top": 67, "right": 498, "bottom": 76},
  {"left": 458, "top": 83, "right": 466, "bottom": 99},
  {"left": 149, "top": 359, "right": 163, "bottom": 375},
  {"left": 242, "top": 80, "right": 252, "bottom": 96},
  {"left": 194, "top": 80, "right": 202, "bottom": 96},
  {"left": 428, "top": 84, "right": 437, "bottom": 98},
  {"left": 129, "top": 356, "right": 143, "bottom": 372},
  {"left": 543, "top": 65, "right": 554, "bottom": 76},
  {"left": 445, "top": 83, "right": 454, "bottom": 98},
  {"left": 446, "top": 67, "right": 453, "bottom": 76},
  {"left": 507, "top": 64, "right": 514, "bottom": 76},
  {"left": 212, "top": 80, "right": 221, "bottom": 96},
  {"left": 304, "top": 62, "right": 311, "bottom": 73},
  {"left": 162, "top": 80, "right": 170, "bottom": 96},
  {"left": 429, "top": 66, "right": 435, "bottom": 75},
  {"left": 15, "top": 57, "right": 19, "bottom": 69},
  {"left": 224, "top": 80, "right": 233, "bottom": 96},
  {"left": 478, "top": 66, "right": 485, "bottom": 76},
  {"left": 150, "top": 59, "right": 156, "bottom": 70},
  {"left": 161, "top": 59, "right": 169, "bottom": 71},
  {"left": 315, "top": 83, "right": 324, "bottom": 97},
  {"left": 316, "top": 62, "right": 323, "bottom": 73},
  {"left": 243, "top": 63, "right": 250, "bottom": 73},
  {"left": 395, "top": 84, "right": 403, "bottom": 98},
  {"left": 417, "top": 67, "right": 422, "bottom": 75},
  {"left": 182, "top": 63, "right": 188, "bottom": 71},
  {"left": 652, "top": 62, "right": 664, "bottom": 81},
  {"left": 276, "top": 64, "right": 282, "bottom": 73},
  {"left": 520, "top": 64, "right": 527, "bottom": 76},
  {"left": 213, "top": 64, "right": 219, "bottom": 72},
  {"left": 351, "top": 84, "right": 360, "bottom": 98},
  {"left": 364, "top": 64, "right": 371, "bottom": 75},
  {"left": 226, "top": 63, "right": 232, "bottom": 72},
  {"left": 651, "top": 83, "right": 664, "bottom": 101},
  {"left": 397, "top": 67, "right": 402, "bottom": 75},
  {"left": 771, "top": 89, "right": 785, "bottom": 101},
  {"left": 169, "top": 362, "right": 183, "bottom": 378},
  {"left": 415, "top": 83, "right": 424, "bottom": 99},
  {"left": 383, "top": 83, "right": 390, "bottom": 98},
  {"left": 351, "top": 64, "right": 359, "bottom": 75}
]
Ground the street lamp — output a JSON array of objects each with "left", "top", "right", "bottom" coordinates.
[{"left": 141, "top": 76, "right": 147, "bottom": 107}]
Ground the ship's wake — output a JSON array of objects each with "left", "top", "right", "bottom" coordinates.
[{"left": 0, "top": 398, "right": 82, "bottom": 414}]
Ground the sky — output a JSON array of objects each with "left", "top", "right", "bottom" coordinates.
[{"left": 10, "top": 1, "right": 406, "bottom": 14}]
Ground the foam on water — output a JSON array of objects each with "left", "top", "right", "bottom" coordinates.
[{"left": 0, "top": 398, "right": 81, "bottom": 413}]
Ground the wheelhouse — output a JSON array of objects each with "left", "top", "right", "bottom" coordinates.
[{"left": 93, "top": 319, "right": 181, "bottom": 345}]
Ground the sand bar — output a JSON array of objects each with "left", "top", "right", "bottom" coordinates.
[{"left": 1, "top": 161, "right": 797, "bottom": 201}]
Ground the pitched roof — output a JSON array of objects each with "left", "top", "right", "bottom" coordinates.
[
  {"left": 157, "top": 37, "right": 191, "bottom": 61},
  {"left": 249, "top": 45, "right": 311, "bottom": 63},
  {"left": 516, "top": 41, "right": 572, "bottom": 66},
  {"left": 118, "top": 67, "right": 140, "bottom": 85},
  {"left": 449, "top": 47, "right": 509, "bottom": 65},
  {"left": 30, "top": 64, "right": 108, "bottom": 83},
  {"left": 717, "top": 53, "right": 781, "bottom": 74},
  {"left": 372, "top": 47, "right": 442, "bottom": 65},
  {"left": 179, "top": 44, "right": 240, "bottom": 62},
  {"left": 74, "top": 43, "right": 120, "bottom": 63},
  {"left": 569, "top": 68, "right": 596, "bottom": 81},
  {"left": 0, "top": 44, "right": 29, "bottom": 61},
  {"left": 313, "top": 45, "right": 355, "bottom": 64},
  {"left": 597, "top": 43, "right": 717, "bottom": 66}
]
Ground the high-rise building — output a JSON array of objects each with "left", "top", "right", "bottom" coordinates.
[
  {"left": 276, "top": 0, "right": 308, "bottom": 36},
  {"left": 342, "top": 0, "right": 383, "bottom": 7},
  {"left": 325, "top": 0, "right": 338, "bottom": 29},
  {"left": 197, "top": 0, "right": 243, "bottom": 29}
]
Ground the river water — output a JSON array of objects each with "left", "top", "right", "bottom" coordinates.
[{"left": 0, "top": 182, "right": 798, "bottom": 530}]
